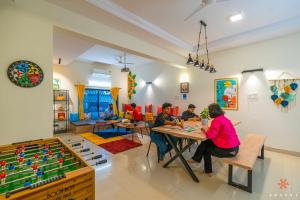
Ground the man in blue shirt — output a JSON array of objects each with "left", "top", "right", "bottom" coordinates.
[{"left": 150, "top": 103, "right": 179, "bottom": 161}]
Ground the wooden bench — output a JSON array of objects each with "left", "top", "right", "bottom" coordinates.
[{"left": 223, "top": 134, "right": 266, "bottom": 193}]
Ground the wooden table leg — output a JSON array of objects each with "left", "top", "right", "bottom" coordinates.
[{"left": 164, "top": 134, "right": 199, "bottom": 183}]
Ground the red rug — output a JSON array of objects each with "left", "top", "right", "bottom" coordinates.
[{"left": 99, "top": 139, "right": 142, "bottom": 154}]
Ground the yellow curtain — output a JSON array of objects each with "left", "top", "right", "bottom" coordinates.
[
  {"left": 76, "top": 84, "right": 85, "bottom": 120},
  {"left": 110, "top": 87, "right": 121, "bottom": 115}
]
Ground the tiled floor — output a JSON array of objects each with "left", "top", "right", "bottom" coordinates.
[{"left": 57, "top": 132, "right": 300, "bottom": 200}]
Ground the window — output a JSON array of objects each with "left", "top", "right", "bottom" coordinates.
[{"left": 83, "top": 88, "right": 116, "bottom": 119}]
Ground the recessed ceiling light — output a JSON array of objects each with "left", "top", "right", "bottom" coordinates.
[{"left": 229, "top": 13, "right": 243, "bottom": 22}]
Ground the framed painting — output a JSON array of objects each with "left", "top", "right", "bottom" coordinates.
[
  {"left": 180, "top": 82, "right": 189, "bottom": 93},
  {"left": 214, "top": 78, "right": 238, "bottom": 110}
]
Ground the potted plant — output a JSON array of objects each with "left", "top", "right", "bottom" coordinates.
[{"left": 200, "top": 108, "right": 209, "bottom": 125}]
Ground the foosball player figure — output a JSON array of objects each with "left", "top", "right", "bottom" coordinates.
[
  {"left": 42, "top": 148, "right": 48, "bottom": 155},
  {"left": 32, "top": 163, "right": 38, "bottom": 175},
  {"left": 8, "top": 163, "right": 15, "bottom": 173},
  {"left": 27, "top": 159, "right": 32, "bottom": 167},
  {"left": 34, "top": 153, "right": 39, "bottom": 163},
  {"left": 44, "top": 144, "right": 49, "bottom": 150},
  {"left": 48, "top": 150, "right": 53, "bottom": 160},
  {"left": 15, "top": 149, "right": 21, "bottom": 159},
  {"left": 1, "top": 161, "right": 6, "bottom": 171},
  {"left": 58, "top": 157, "right": 63, "bottom": 168},
  {"left": 18, "top": 157, "right": 24, "bottom": 166},
  {"left": 20, "top": 145, "right": 25, "bottom": 153},
  {"left": 19, "top": 152, "right": 25, "bottom": 158},
  {"left": 0, "top": 171, "right": 6, "bottom": 184},
  {"left": 24, "top": 179, "right": 31, "bottom": 187},
  {"left": 42, "top": 156, "right": 48, "bottom": 163},
  {"left": 36, "top": 169, "right": 43, "bottom": 182},
  {"left": 60, "top": 148, "right": 65, "bottom": 157}
]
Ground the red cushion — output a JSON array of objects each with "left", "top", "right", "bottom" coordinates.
[
  {"left": 136, "top": 106, "right": 142, "bottom": 112},
  {"left": 157, "top": 106, "right": 162, "bottom": 115},
  {"left": 145, "top": 104, "right": 152, "bottom": 113},
  {"left": 169, "top": 107, "right": 174, "bottom": 115},
  {"left": 173, "top": 106, "right": 179, "bottom": 117},
  {"left": 125, "top": 104, "right": 132, "bottom": 112}
]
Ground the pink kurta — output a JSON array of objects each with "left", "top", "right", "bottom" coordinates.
[{"left": 205, "top": 115, "right": 240, "bottom": 148}]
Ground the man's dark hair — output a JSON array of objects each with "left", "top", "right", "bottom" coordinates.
[
  {"left": 208, "top": 103, "right": 224, "bottom": 118},
  {"left": 131, "top": 103, "right": 136, "bottom": 108},
  {"left": 162, "top": 102, "right": 172, "bottom": 110},
  {"left": 188, "top": 104, "right": 196, "bottom": 109}
]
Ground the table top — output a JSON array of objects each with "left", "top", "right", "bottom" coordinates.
[
  {"left": 115, "top": 121, "right": 148, "bottom": 129},
  {"left": 152, "top": 120, "right": 241, "bottom": 141}
]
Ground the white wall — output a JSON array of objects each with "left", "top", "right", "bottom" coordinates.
[
  {"left": 53, "top": 60, "right": 111, "bottom": 113},
  {"left": 0, "top": 3, "right": 53, "bottom": 144},
  {"left": 116, "top": 32, "right": 300, "bottom": 152}
]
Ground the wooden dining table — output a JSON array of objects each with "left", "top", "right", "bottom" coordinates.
[{"left": 152, "top": 120, "right": 241, "bottom": 183}]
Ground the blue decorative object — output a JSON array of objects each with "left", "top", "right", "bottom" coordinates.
[
  {"left": 290, "top": 83, "right": 298, "bottom": 91},
  {"left": 271, "top": 94, "right": 278, "bottom": 101},
  {"left": 281, "top": 100, "right": 289, "bottom": 107},
  {"left": 280, "top": 93, "right": 289, "bottom": 100},
  {"left": 27, "top": 159, "right": 32, "bottom": 166},
  {"left": 270, "top": 85, "right": 278, "bottom": 94}
]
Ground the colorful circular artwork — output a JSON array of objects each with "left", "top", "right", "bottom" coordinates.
[{"left": 7, "top": 60, "right": 44, "bottom": 88}]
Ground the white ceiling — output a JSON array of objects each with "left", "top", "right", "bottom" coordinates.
[
  {"left": 78, "top": 45, "right": 152, "bottom": 66},
  {"left": 53, "top": 27, "right": 152, "bottom": 66},
  {"left": 86, "top": 0, "right": 300, "bottom": 53}
]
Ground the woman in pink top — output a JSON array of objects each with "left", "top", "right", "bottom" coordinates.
[{"left": 191, "top": 103, "right": 240, "bottom": 174}]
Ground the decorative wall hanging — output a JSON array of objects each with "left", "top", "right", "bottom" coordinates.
[
  {"left": 180, "top": 82, "right": 189, "bottom": 93},
  {"left": 128, "top": 71, "right": 137, "bottom": 100},
  {"left": 7, "top": 60, "right": 44, "bottom": 88},
  {"left": 214, "top": 78, "right": 238, "bottom": 110},
  {"left": 268, "top": 72, "right": 299, "bottom": 111}
]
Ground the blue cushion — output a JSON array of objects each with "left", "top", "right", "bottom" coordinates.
[
  {"left": 70, "top": 113, "right": 79, "bottom": 122},
  {"left": 91, "top": 112, "right": 99, "bottom": 120}
]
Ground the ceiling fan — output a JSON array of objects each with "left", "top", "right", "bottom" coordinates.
[
  {"left": 184, "top": 0, "right": 231, "bottom": 21},
  {"left": 115, "top": 52, "right": 134, "bottom": 72}
]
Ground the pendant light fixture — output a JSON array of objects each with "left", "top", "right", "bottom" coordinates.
[{"left": 186, "top": 20, "right": 216, "bottom": 73}]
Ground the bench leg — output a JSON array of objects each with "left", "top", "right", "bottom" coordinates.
[
  {"left": 257, "top": 145, "right": 264, "bottom": 159},
  {"left": 228, "top": 165, "right": 252, "bottom": 193}
]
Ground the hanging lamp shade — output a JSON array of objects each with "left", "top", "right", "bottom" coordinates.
[
  {"left": 205, "top": 64, "right": 210, "bottom": 71},
  {"left": 194, "top": 55, "right": 199, "bottom": 67},
  {"left": 209, "top": 65, "right": 216, "bottom": 73},
  {"left": 199, "top": 59, "right": 205, "bottom": 69},
  {"left": 187, "top": 53, "right": 194, "bottom": 64}
]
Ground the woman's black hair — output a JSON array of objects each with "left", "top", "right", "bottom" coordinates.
[
  {"left": 130, "top": 103, "right": 136, "bottom": 108},
  {"left": 208, "top": 103, "right": 224, "bottom": 118},
  {"left": 162, "top": 102, "right": 172, "bottom": 110}
]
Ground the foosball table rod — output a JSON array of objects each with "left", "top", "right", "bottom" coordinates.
[
  {"left": 6, "top": 157, "right": 73, "bottom": 178},
  {"left": 75, "top": 148, "right": 90, "bottom": 153},
  {"left": 4, "top": 174, "right": 66, "bottom": 198},
  {"left": 81, "top": 152, "right": 94, "bottom": 157},
  {"left": 91, "top": 159, "right": 107, "bottom": 166},
  {"left": 85, "top": 155, "right": 102, "bottom": 161},
  {"left": 6, "top": 152, "right": 71, "bottom": 167},
  {"left": 0, "top": 143, "right": 62, "bottom": 158},
  {"left": 66, "top": 139, "right": 85, "bottom": 144},
  {"left": 4, "top": 145, "right": 66, "bottom": 163},
  {"left": 0, "top": 141, "right": 60, "bottom": 154}
]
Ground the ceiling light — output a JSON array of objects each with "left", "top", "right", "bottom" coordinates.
[
  {"left": 186, "top": 20, "right": 216, "bottom": 73},
  {"left": 229, "top": 13, "right": 243, "bottom": 22}
]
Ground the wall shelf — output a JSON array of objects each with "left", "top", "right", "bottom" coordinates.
[{"left": 53, "top": 90, "right": 69, "bottom": 134}]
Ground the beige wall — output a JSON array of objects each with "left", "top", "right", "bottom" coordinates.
[{"left": 0, "top": 3, "right": 53, "bottom": 144}]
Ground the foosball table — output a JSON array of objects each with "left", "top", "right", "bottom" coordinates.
[{"left": 0, "top": 137, "right": 95, "bottom": 200}]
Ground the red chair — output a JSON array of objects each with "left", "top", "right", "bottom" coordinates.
[
  {"left": 136, "top": 105, "right": 142, "bottom": 112},
  {"left": 124, "top": 104, "right": 132, "bottom": 112},
  {"left": 157, "top": 106, "right": 162, "bottom": 115},
  {"left": 169, "top": 107, "right": 174, "bottom": 116},
  {"left": 173, "top": 106, "right": 179, "bottom": 117},
  {"left": 145, "top": 104, "right": 152, "bottom": 113}
]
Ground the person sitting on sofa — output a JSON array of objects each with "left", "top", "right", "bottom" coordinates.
[{"left": 104, "top": 104, "right": 116, "bottom": 120}]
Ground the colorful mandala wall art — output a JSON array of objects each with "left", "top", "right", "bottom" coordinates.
[
  {"left": 128, "top": 71, "right": 137, "bottom": 100},
  {"left": 7, "top": 60, "right": 44, "bottom": 88}
]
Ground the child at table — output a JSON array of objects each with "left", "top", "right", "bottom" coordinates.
[
  {"left": 190, "top": 103, "right": 240, "bottom": 176},
  {"left": 150, "top": 102, "right": 179, "bottom": 161}
]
